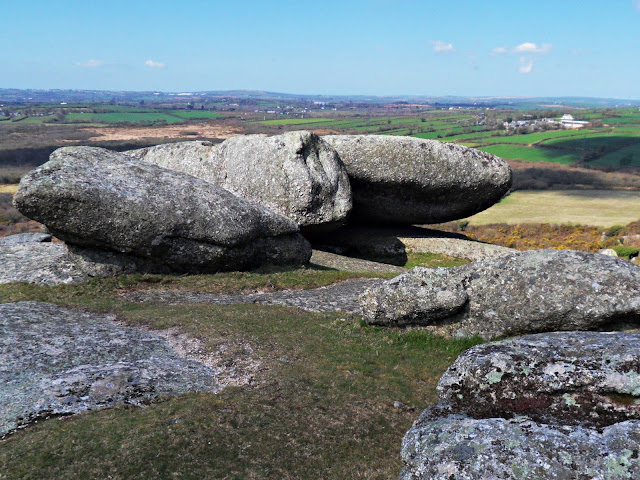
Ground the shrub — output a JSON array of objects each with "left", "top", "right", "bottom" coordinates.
[
  {"left": 613, "top": 246, "right": 639, "bottom": 259},
  {"left": 606, "top": 225, "right": 626, "bottom": 237}
]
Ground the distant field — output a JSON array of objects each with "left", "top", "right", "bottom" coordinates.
[
  {"left": 464, "top": 190, "right": 640, "bottom": 227},
  {"left": 65, "top": 112, "right": 185, "bottom": 124},
  {"left": 0, "top": 184, "right": 19, "bottom": 194}
]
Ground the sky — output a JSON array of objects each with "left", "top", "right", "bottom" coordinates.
[{"left": 2, "top": 0, "right": 640, "bottom": 99}]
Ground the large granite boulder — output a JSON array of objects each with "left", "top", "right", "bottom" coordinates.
[
  {"left": 13, "top": 146, "right": 311, "bottom": 273},
  {"left": 360, "top": 249, "right": 640, "bottom": 338},
  {"left": 323, "top": 135, "right": 511, "bottom": 224},
  {"left": 1, "top": 302, "right": 225, "bottom": 435},
  {"left": 128, "top": 131, "right": 352, "bottom": 232},
  {"left": 400, "top": 332, "right": 640, "bottom": 479},
  {"left": 0, "top": 232, "right": 51, "bottom": 244}
]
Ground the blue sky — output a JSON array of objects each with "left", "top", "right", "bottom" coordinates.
[{"left": 2, "top": 0, "right": 639, "bottom": 98}]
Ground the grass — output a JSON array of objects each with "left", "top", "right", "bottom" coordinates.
[
  {"left": 168, "top": 110, "right": 223, "bottom": 119},
  {"left": 0, "top": 184, "right": 18, "bottom": 194},
  {"left": 404, "top": 252, "right": 469, "bottom": 269},
  {"left": 478, "top": 144, "right": 580, "bottom": 164},
  {"left": 463, "top": 189, "right": 640, "bottom": 227},
  {"left": 0, "top": 274, "right": 482, "bottom": 479},
  {"left": 65, "top": 112, "right": 186, "bottom": 125}
]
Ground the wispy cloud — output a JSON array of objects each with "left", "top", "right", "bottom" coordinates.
[
  {"left": 430, "top": 40, "right": 454, "bottom": 53},
  {"left": 634, "top": 0, "right": 640, "bottom": 11},
  {"left": 145, "top": 59, "right": 166, "bottom": 68},
  {"left": 74, "top": 59, "right": 105, "bottom": 67},
  {"left": 491, "top": 46, "right": 508, "bottom": 55},
  {"left": 519, "top": 57, "right": 534, "bottom": 74},
  {"left": 513, "top": 42, "right": 552, "bottom": 54}
]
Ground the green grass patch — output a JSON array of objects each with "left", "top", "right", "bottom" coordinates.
[
  {"left": 65, "top": 112, "right": 185, "bottom": 125},
  {"left": 478, "top": 144, "right": 579, "bottom": 164},
  {"left": 0, "top": 297, "right": 482, "bottom": 479},
  {"left": 404, "top": 252, "right": 469, "bottom": 269},
  {"left": 168, "top": 110, "right": 223, "bottom": 119}
]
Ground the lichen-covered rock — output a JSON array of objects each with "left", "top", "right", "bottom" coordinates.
[
  {"left": 0, "top": 232, "right": 51, "bottom": 244},
  {"left": 438, "top": 332, "right": 640, "bottom": 428},
  {"left": 400, "top": 410, "right": 640, "bottom": 480},
  {"left": 360, "top": 249, "right": 640, "bottom": 338},
  {"left": 0, "top": 302, "right": 224, "bottom": 435},
  {"left": 13, "top": 146, "right": 311, "bottom": 273},
  {"left": 128, "top": 131, "right": 352, "bottom": 231},
  {"left": 323, "top": 135, "right": 511, "bottom": 224}
]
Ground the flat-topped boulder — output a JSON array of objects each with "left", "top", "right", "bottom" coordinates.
[
  {"left": 14, "top": 146, "right": 311, "bottom": 273},
  {"left": 400, "top": 331, "right": 640, "bottom": 479},
  {"left": 324, "top": 135, "right": 511, "bottom": 224},
  {"left": 360, "top": 249, "right": 640, "bottom": 338},
  {"left": 128, "top": 131, "right": 352, "bottom": 232},
  {"left": 0, "top": 302, "right": 225, "bottom": 435}
]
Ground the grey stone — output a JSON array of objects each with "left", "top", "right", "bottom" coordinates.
[
  {"left": 400, "top": 411, "right": 640, "bottom": 480},
  {"left": 599, "top": 248, "right": 619, "bottom": 257},
  {"left": 324, "top": 135, "right": 512, "bottom": 224},
  {"left": 0, "top": 232, "right": 52, "bottom": 244},
  {"left": 14, "top": 146, "right": 311, "bottom": 273},
  {"left": 128, "top": 131, "right": 352, "bottom": 232},
  {"left": 360, "top": 249, "right": 640, "bottom": 338},
  {"left": 438, "top": 331, "right": 640, "bottom": 429},
  {"left": 124, "top": 278, "right": 384, "bottom": 314},
  {"left": 0, "top": 302, "right": 225, "bottom": 435}
]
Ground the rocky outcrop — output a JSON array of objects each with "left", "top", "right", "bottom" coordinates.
[
  {"left": 438, "top": 331, "right": 640, "bottom": 428},
  {"left": 1, "top": 302, "right": 225, "bottom": 435},
  {"left": 0, "top": 232, "right": 51, "bottom": 244},
  {"left": 400, "top": 411, "right": 640, "bottom": 480},
  {"left": 324, "top": 135, "right": 511, "bottom": 224},
  {"left": 128, "top": 131, "right": 352, "bottom": 232},
  {"left": 13, "top": 146, "right": 311, "bottom": 273},
  {"left": 360, "top": 249, "right": 640, "bottom": 338},
  {"left": 400, "top": 332, "right": 640, "bottom": 479}
]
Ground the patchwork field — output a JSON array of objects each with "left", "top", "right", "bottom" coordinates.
[{"left": 464, "top": 189, "right": 640, "bottom": 227}]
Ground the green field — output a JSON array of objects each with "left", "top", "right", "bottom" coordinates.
[
  {"left": 464, "top": 189, "right": 640, "bottom": 226},
  {"left": 65, "top": 112, "right": 186, "bottom": 124}
]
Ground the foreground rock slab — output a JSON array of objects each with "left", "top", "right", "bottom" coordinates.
[
  {"left": 14, "top": 146, "right": 311, "bottom": 273},
  {"left": 128, "top": 131, "right": 352, "bottom": 231},
  {"left": 360, "top": 249, "right": 640, "bottom": 338},
  {"left": 400, "top": 331, "right": 640, "bottom": 479},
  {"left": 400, "top": 412, "right": 640, "bottom": 480},
  {"left": 439, "top": 331, "right": 640, "bottom": 428},
  {"left": 0, "top": 302, "right": 224, "bottom": 435},
  {"left": 324, "top": 135, "right": 511, "bottom": 224}
]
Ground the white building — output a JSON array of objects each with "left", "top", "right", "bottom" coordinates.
[{"left": 560, "top": 114, "right": 589, "bottom": 129}]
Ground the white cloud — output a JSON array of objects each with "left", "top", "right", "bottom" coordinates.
[
  {"left": 430, "top": 40, "right": 454, "bottom": 53},
  {"left": 74, "top": 59, "right": 104, "bottom": 67},
  {"left": 513, "top": 42, "right": 552, "bottom": 54},
  {"left": 491, "top": 46, "right": 508, "bottom": 55},
  {"left": 519, "top": 57, "right": 534, "bottom": 74},
  {"left": 145, "top": 59, "right": 166, "bottom": 68}
]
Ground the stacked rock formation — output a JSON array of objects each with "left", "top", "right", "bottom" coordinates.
[
  {"left": 324, "top": 134, "right": 512, "bottom": 224},
  {"left": 127, "top": 131, "right": 353, "bottom": 233},
  {"left": 360, "top": 249, "right": 640, "bottom": 338},
  {"left": 12, "top": 146, "right": 311, "bottom": 277},
  {"left": 400, "top": 332, "right": 640, "bottom": 479}
]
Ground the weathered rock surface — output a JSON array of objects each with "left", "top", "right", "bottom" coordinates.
[
  {"left": 360, "top": 249, "right": 640, "bottom": 338},
  {"left": 14, "top": 146, "right": 311, "bottom": 273},
  {"left": 324, "top": 135, "right": 511, "bottom": 224},
  {"left": 400, "top": 411, "right": 640, "bottom": 480},
  {"left": 0, "top": 302, "right": 226, "bottom": 435},
  {"left": 128, "top": 131, "right": 352, "bottom": 231},
  {"left": 124, "top": 278, "right": 384, "bottom": 314},
  {"left": 439, "top": 332, "right": 640, "bottom": 428},
  {"left": 0, "top": 232, "right": 51, "bottom": 244}
]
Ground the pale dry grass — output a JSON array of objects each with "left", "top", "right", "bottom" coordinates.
[
  {"left": 0, "top": 184, "right": 18, "bottom": 194},
  {"left": 81, "top": 123, "right": 242, "bottom": 142},
  {"left": 465, "top": 189, "right": 640, "bottom": 227}
]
